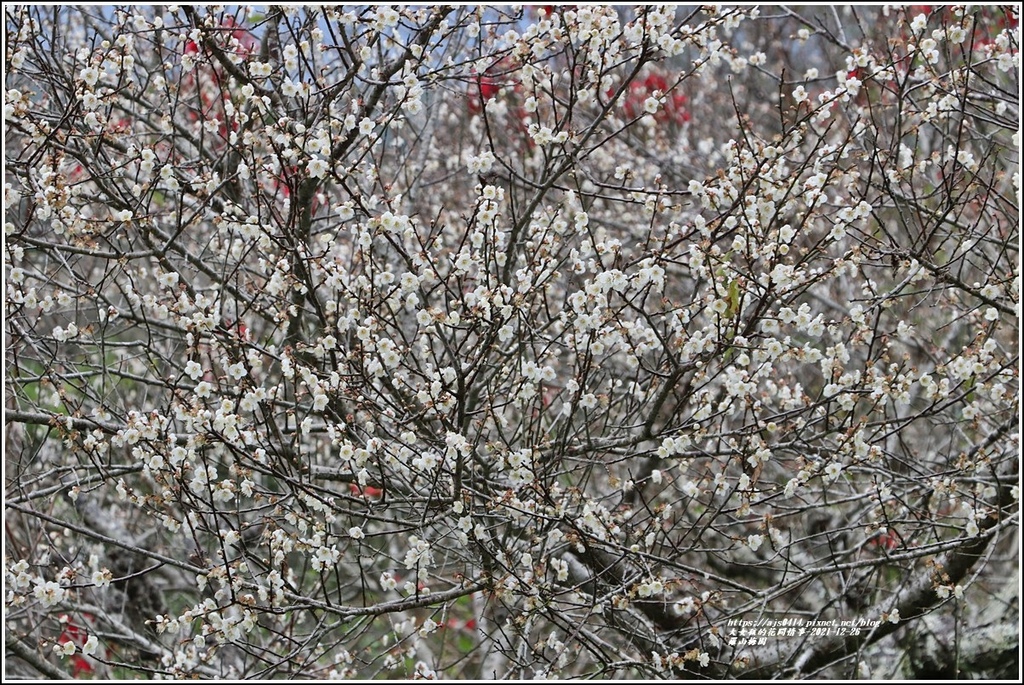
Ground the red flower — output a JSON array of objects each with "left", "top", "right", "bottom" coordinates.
[
  {"left": 617, "top": 69, "right": 689, "bottom": 126},
  {"left": 221, "top": 319, "right": 250, "bottom": 342},
  {"left": 57, "top": 614, "right": 96, "bottom": 677},
  {"left": 350, "top": 483, "right": 384, "bottom": 499},
  {"left": 220, "top": 16, "right": 259, "bottom": 57},
  {"left": 477, "top": 74, "right": 501, "bottom": 101},
  {"left": 467, "top": 73, "right": 501, "bottom": 114},
  {"left": 667, "top": 92, "right": 691, "bottom": 124},
  {"left": 644, "top": 72, "right": 669, "bottom": 94},
  {"left": 868, "top": 529, "right": 899, "bottom": 551},
  {"left": 532, "top": 5, "right": 575, "bottom": 18}
]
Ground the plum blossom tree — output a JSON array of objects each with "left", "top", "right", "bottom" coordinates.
[{"left": 4, "top": 4, "right": 1019, "bottom": 680}]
